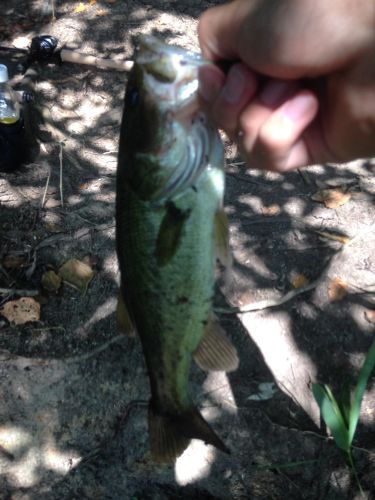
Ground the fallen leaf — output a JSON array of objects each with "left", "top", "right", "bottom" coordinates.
[
  {"left": 328, "top": 277, "right": 348, "bottom": 302},
  {"left": 89, "top": 0, "right": 97, "bottom": 4},
  {"left": 261, "top": 204, "right": 280, "bottom": 216},
  {"left": 364, "top": 309, "right": 375, "bottom": 324},
  {"left": 58, "top": 259, "right": 94, "bottom": 293},
  {"left": 292, "top": 274, "right": 310, "bottom": 289},
  {"left": 95, "top": 8, "right": 108, "bottom": 16},
  {"left": 44, "top": 222, "right": 64, "bottom": 233},
  {"left": 311, "top": 188, "right": 351, "bottom": 209},
  {"left": 2, "top": 254, "right": 26, "bottom": 269},
  {"left": 83, "top": 254, "right": 100, "bottom": 269},
  {"left": 74, "top": 2, "right": 87, "bottom": 13},
  {"left": 315, "top": 230, "right": 351, "bottom": 244},
  {"left": 41, "top": 270, "right": 62, "bottom": 293},
  {"left": 0, "top": 297, "right": 40, "bottom": 325}
]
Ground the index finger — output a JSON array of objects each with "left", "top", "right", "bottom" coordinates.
[{"left": 198, "top": 1, "right": 251, "bottom": 61}]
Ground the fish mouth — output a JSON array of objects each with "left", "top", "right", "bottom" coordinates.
[
  {"left": 136, "top": 35, "right": 208, "bottom": 69},
  {"left": 135, "top": 35, "right": 212, "bottom": 110}
]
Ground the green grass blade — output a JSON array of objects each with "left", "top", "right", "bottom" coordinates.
[
  {"left": 312, "top": 383, "right": 350, "bottom": 452},
  {"left": 348, "top": 337, "right": 375, "bottom": 445},
  {"left": 339, "top": 381, "right": 352, "bottom": 427}
]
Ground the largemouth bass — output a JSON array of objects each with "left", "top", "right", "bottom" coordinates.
[{"left": 116, "top": 35, "right": 238, "bottom": 463}]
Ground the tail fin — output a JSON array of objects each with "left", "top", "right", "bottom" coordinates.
[{"left": 149, "top": 403, "right": 230, "bottom": 463}]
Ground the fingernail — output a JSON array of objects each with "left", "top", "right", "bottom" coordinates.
[
  {"left": 260, "top": 80, "right": 291, "bottom": 107},
  {"left": 199, "top": 66, "right": 223, "bottom": 103},
  {"left": 222, "top": 64, "right": 246, "bottom": 105},
  {"left": 282, "top": 93, "right": 317, "bottom": 121}
]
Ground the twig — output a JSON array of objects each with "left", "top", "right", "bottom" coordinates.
[
  {"left": 298, "top": 168, "right": 312, "bottom": 184},
  {"left": 227, "top": 171, "right": 269, "bottom": 186},
  {"left": 58, "top": 142, "right": 64, "bottom": 208},
  {"left": 215, "top": 281, "right": 318, "bottom": 315},
  {"left": 0, "top": 287, "right": 39, "bottom": 297},
  {"left": 64, "top": 334, "right": 126, "bottom": 364},
  {"left": 81, "top": 399, "right": 148, "bottom": 464},
  {"left": 41, "top": 164, "right": 51, "bottom": 208}
]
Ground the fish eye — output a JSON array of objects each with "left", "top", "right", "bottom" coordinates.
[{"left": 127, "top": 87, "right": 139, "bottom": 107}]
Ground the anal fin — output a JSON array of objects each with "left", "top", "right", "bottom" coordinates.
[
  {"left": 193, "top": 314, "right": 239, "bottom": 372},
  {"left": 116, "top": 289, "right": 136, "bottom": 336}
]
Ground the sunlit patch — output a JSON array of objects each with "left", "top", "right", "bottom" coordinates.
[
  {"left": 349, "top": 304, "right": 375, "bottom": 333},
  {"left": 42, "top": 442, "right": 81, "bottom": 474},
  {"left": 175, "top": 439, "right": 215, "bottom": 486},
  {"left": 8, "top": 447, "right": 39, "bottom": 488},
  {"left": 0, "top": 179, "right": 24, "bottom": 208},
  {"left": 13, "top": 36, "right": 31, "bottom": 49},
  {"left": 202, "top": 372, "right": 237, "bottom": 415},
  {"left": 283, "top": 197, "right": 305, "bottom": 216},
  {"left": 241, "top": 312, "right": 319, "bottom": 424},
  {"left": 0, "top": 426, "right": 32, "bottom": 453},
  {"left": 75, "top": 296, "right": 117, "bottom": 335},
  {"left": 281, "top": 181, "right": 295, "bottom": 191}
]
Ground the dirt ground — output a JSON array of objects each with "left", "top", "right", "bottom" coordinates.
[{"left": 0, "top": 1, "right": 374, "bottom": 499}]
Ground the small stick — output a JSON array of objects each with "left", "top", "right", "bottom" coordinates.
[
  {"left": 58, "top": 142, "right": 64, "bottom": 207},
  {"left": 0, "top": 287, "right": 39, "bottom": 297},
  {"left": 215, "top": 281, "right": 318, "bottom": 315},
  {"left": 41, "top": 163, "right": 51, "bottom": 208}
]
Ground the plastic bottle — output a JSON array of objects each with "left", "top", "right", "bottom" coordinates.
[
  {"left": 0, "top": 64, "right": 27, "bottom": 172},
  {"left": 0, "top": 64, "right": 20, "bottom": 124}
]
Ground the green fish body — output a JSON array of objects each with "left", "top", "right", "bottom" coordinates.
[{"left": 116, "top": 36, "right": 238, "bottom": 463}]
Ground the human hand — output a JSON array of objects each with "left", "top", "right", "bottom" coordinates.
[{"left": 198, "top": 0, "right": 375, "bottom": 171}]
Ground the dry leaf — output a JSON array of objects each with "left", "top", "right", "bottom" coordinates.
[
  {"left": 58, "top": 258, "right": 94, "bottom": 293},
  {"left": 315, "top": 230, "right": 351, "bottom": 244},
  {"left": 364, "top": 309, "right": 375, "bottom": 324},
  {"left": 83, "top": 254, "right": 99, "bottom": 269},
  {"left": 89, "top": 0, "right": 97, "bottom": 4},
  {"left": 95, "top": 8, "right": 108, "bottom": 16},
  {"left": 41, "top": 270, "right": 62, "bottom": 293},
  {"left": 2, "top": 254, "right": 26, "bottom": 269},
  {"left": 44, "top": 222, "right": 64, "bottom": 233},
  {"left": 74, "top": 2, "right": 87, "bottom": 13},
  {"left": 0, "top": 297, "right": 40, "bottom": 325},
  {"left": 328, "top": 277, "right": 348, "bottom": 302},
  {"left": 292, "top": 274, "right": 310, "bottom": 289},
  {"left": 311, "top": 188, "right": 351, "bottom": 209},
  {"left": 261, "top": 204, "right": 280, "bottom": 216}
]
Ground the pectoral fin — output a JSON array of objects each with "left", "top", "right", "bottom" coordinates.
[
  {"left": 116, "top": 290, "right": 136, "bottom": 336},
  {"left": 148, "top": 403, "right": 229, "bottom": 463},
  {"left": 214, "top": 208, "right": 232, "bottom": 269},
  {"left": 193, "top": 314, "right": 239, "bottom": 372},
  {"left": 156, "top": 202, "right": 191, "bottom": 266}
]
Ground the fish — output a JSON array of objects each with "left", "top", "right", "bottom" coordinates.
[{"left": 116, "top": 35, "right": 239, "bottom": 463}]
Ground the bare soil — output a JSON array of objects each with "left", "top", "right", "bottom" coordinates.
[{"left": 0, "top": 1, "right": 374, "bottom": 499}]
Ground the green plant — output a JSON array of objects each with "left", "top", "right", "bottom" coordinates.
[{"left": 312, "top": 337, "right": 375, "bottom": 496}]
